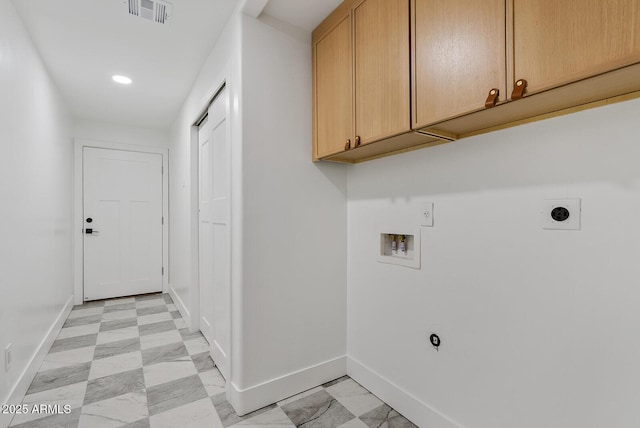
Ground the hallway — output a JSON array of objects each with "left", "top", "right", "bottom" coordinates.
[{"left": 8, "top": 294, "right": 416, "bottom": 428}]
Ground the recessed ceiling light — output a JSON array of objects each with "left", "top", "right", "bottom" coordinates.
[{"left": 112, "top": 75, "right": 132, "bottom": 85}]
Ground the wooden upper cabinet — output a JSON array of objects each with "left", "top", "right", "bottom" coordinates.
[
  {"left": 354, "top": 0, "right": 411, "bottom": 145},
  {"left": 314, "top": 15, "right": 353, "bottom": 159},
  {"left": 513, "top": 0, "right": 640, "bottom": 96},
  {"left": 413, "top": 0, "right": 506, "bottom": 129}
]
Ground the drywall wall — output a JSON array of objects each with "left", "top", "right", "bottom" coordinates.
[
  {"left": 237, "top": 12, "right": 347, "bottom": 410},
  {"left": 167, "top": 4, "right": 243, "bottom": 378},
  {"left": 0, "top": 0, "right": 73, "bottom": 424},
  {"left": 74, "top": 119, "right": 170, "bottom": 148},
  {"left": 347, "top": 97, "right": 640, "bottom": 428}
]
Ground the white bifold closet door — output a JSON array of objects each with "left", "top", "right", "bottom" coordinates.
[
  {"left": 199, "top": 86, "right": 231, "bottom": 380},
  {"left": 83, "top": 147, "right": 163, "bottom": 301}
]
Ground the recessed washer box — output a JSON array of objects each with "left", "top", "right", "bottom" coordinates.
[
  {"left": 542, "top": 199, "right": 581, "bottom": 230},
  {"left": 377, "top": 230, "right": 421, "bottom": 269}
]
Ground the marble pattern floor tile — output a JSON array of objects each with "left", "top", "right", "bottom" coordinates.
[
  {"left": 88, "top": 351, "right": 143, "bottom": 380},
  {"left": 103, "top": 302, "right": 136, "bottom": 313},
  {"left": 325, "top": 378, "right": 384, "bottom": 417},
  {"left": 280, "top": 390, "right": 355, "bottom": 428},
  {"left": 146, "top": 374, "right": 208, "bottom": 416},
  {"left": 139, "top": 329, "right": 182, "bottom": 350},
  {"left": 199, "top": 368, "right": 226, "bottom": 397},
  {"left": 192, "top": 351, "right": 215, "bottom": 372},
  {"left": 141, "top": 342, "right": 188, "bottom": 366},
  {"left": 56, "top": 323, "right": 101, "bottom": 340},
  {"left": 228, "top": 407, "right": 295, "bottom": 428},
  {"left": 96, "top": 326, "right": 140, "bottom": 345},
  {"left": 9, "top": 382, "right": 87, "bottom": 426},
  {"left": 27, "top": 362, "right": 91, "bottom": 395},
  {"left": 100, "top": 318, "right": 138, "bottom": 332},
  {"left": 143, "top": 360, "right": 198, "bottom": 388},
  {"left": 104, "top": 297, "right": 135, "bottom": 307},
  {"left": 137, "top": 305, "right": 168, "bottom": 317},
  {"left": 9, "top": 408, "right": 81, "bottom": 428},
  {"left": 101, "top": 309, "right": 138, "bottom": 321},
  {"left": 67, "top": 306, "right": 104, "bottom": 319},
  {"left": 137, "top": 311, "right": 172, "bottom": 326},
  {"left": 38, "top": 346, "right": 95, "bottom": 372},
  {"left": 149, "top": 397, "right": 222, "bottom": 428},
  {"left": 49, "top": 334, "right": 98, "bottom": 354},
  {"left": 63, "top": 314, "right": 103, "bottom": 328},
  {"left": 94, "top": 337, "right": 141, "bottom": 360},
  {"left": 358, "top": 405, "right": 418, "bottom": 428},
  {"left": 79, "top": 391, "right": 148, "bottom": 428},
  {"left": 139, "top": 320, "right": 176, "bottom": 337},
  {"left": 212, "top": 393, "right": 277, "bottom": 428},
  {"left": 84, "top": 368, "right": 145, "bottom": 405},
  {"left": 183, "top": 336, "right": 209, "bottom": 356},
  {"left": 16, "top": 293, "right": 418, "bottom": 428}
]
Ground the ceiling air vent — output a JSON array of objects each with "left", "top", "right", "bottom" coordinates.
[{"left": 124, "top": 0, "right": 172, "bottom": 25}]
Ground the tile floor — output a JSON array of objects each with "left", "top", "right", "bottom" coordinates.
[{"left": 9, "top": 293, "right": 417, "bottom": 428}]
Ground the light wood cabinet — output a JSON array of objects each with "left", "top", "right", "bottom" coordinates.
[
  {"left": 413, "top": 0, "right": 506, "bottom": 129},
  {"left": 313, "top": 0, "right": 418, "bottom": 161},
  {"left": 354, "top": 0, "right": 411, "bottom": 145},
  {"left": 314, "top": 13, "right": 353, "bottom": 160},
  {"left": 512, "top": 0, "right": 640, "bottom": 97},
  {"left": 313, "top": 0, "right": 640, "bottom": 163}
]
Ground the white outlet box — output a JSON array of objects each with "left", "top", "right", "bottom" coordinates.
[
  {"left": 420, "top": 202, "right": 434, "bottom": 227},
  {"left": 542, "top": 199, "right": 581, "bottom": 230},
  {"left": 5, "top": 343, "right": 11, "bottom": 372}
]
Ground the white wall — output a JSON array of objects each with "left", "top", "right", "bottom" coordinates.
[
  {"left": 347, "top": 97, "right": 640, "bottom": 428},
  {"left": 238, "top": 12, "right": 347, "bottom": 406},
  {"left": 168, "top": 6, "right": 243, "bottom": 365},
  {"left": 74, "top": 119, "right": 170, "bottom": 148},
  {"left": 0, "top": 0, "right": 73, "bottom": 424}
]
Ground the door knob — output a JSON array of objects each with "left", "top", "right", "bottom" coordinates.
[{"left": 85, "top": 228, "right": 100, "bottom": 235}]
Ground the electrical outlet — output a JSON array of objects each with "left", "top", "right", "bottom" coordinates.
[
  {"left": 421, "top": 202, "right": 434, "bottom": 227},
  {"left": 542, "top": 199, "right": 581, "bottom": 230},
  {"left": 5, "top": 344, "right": 12, "bottom": 372}
]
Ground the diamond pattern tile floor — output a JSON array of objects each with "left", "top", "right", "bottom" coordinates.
[{"left": 9, "top": 294, "right": 417, "bottom": 428}]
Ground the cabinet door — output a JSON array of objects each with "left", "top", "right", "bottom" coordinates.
[
  {"left": 513, "top": 0, "right": 640, "bottom": 96},
  {"left": 413, "top": 0, "right": 506, "bottom": 128},
  {"left": 314, "top": 16, "right": 353, "bottom": 159},
  {"left": 354, "top": 0, "right": 410, "bottom": 145}
]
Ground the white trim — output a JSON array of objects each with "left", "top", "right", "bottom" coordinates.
[
  {"left": 73, "top": 139, "right": 169, "bottom": 305},
  {"left": 1, "top": 296, "right": 74, "bottom": 427},
  {"left": 168, "top": 284, "right": 191, "bottom": 327},
  {"left": 227, "top": 355, "right": 346, "bottom": 416},
  {"left": 347, "top": 356, "right": 463, "bottom": 428}
]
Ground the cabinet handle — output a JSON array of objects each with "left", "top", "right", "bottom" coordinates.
[
  {"left": 355, "top": 136, "right": 361, "bottom": 147},
  {"left": 485, "top": 88, "right": 499, "bottom": 108},
  {"left": 511, "top": 79, "right": 528, "bottom": 100},
  {"left": 345, "top": 139, "right": 352, "bottom": 151}
]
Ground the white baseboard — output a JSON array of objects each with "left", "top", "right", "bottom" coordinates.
[
  {"left": 168, "top": 284, "right": 191, "bottom": 327},
  {"left": 228, "top": 355, "right": 346, "bottom": 416},
  {"left": 347, "top": 356, "right": 463, "bottom": 428},
  {"left": 0, "top": 296, "right": 74, "bottom": 428}
]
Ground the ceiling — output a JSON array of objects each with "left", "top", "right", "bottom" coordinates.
[{"left": 10, "top": 0, "right": 342, "bottom": 131}]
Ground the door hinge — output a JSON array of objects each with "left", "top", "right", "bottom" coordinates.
[
  {"left": 162, "top": 267, "right": 164, "bottom": 275},
  {"left": 162, "top": 216, "right": 164, "bottom": 225},
  {"left": 161, "top": 165, "right": 164, "bottom": 174}
]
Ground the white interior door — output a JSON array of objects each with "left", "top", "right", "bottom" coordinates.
[
  {"left": 199, "top": 87, "right": 231, "bottom": 380},
  {"left": 83, "top": 147, "right": 163, "bottom": 301}
]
